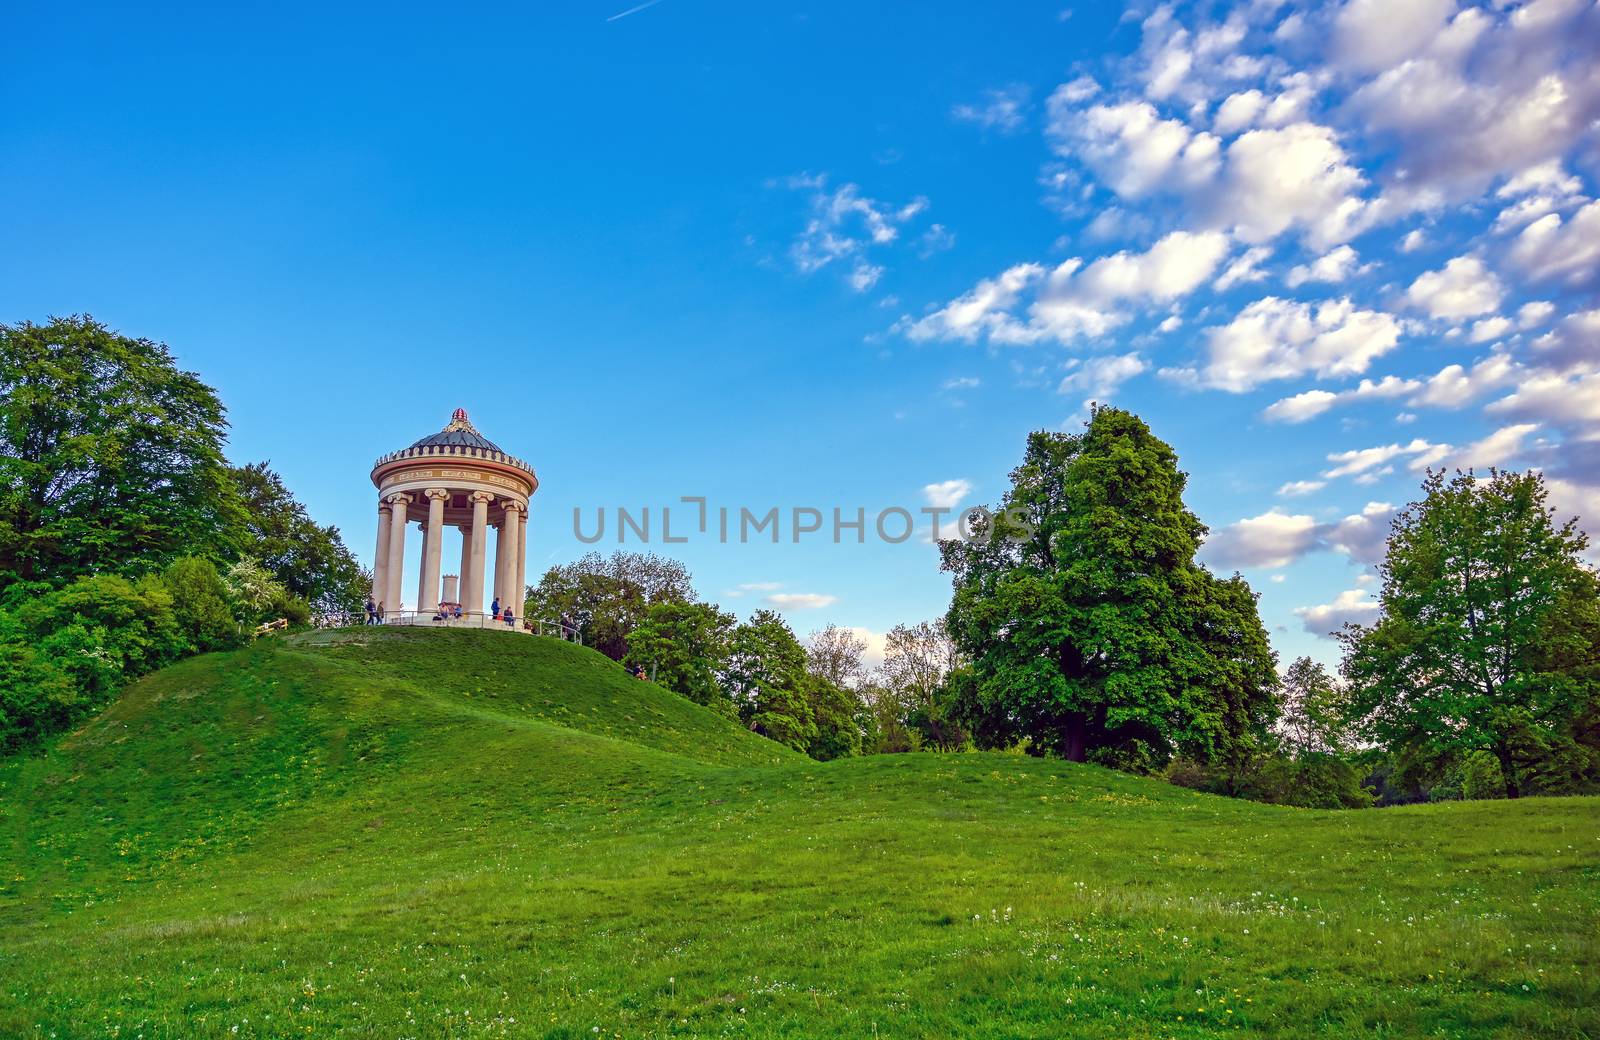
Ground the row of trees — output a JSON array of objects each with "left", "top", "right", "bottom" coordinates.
[
  {"left": 530, "top": 408, "right": 1599, "bottom": 806},
  {"left": 0, "top": 315, "right": 369, "bottom": 750},
  {"left": 934, "top": 410, "right": 1597, "bottom": 803},
  {"left": 523, "top": 552, "right": 969, "bottom": 760}
]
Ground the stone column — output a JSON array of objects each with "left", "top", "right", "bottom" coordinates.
[
  {"left": 442, "top": 574, "right": 460, "bottom": 604},
  {"left": 384, "top": 493, "right": 412, "bottom": 615},
  {"left": 418, "top": 488, "right": 449, "bottom": 612},
  {"left": 373, "top": 501, "right": 392, "bottom": 609},
  {"left": 415, "top": 523, "right": 430, "bottom": 608},
  {"left": 515, "top": 505, "right": 528, "bottom": 622},
  {"left": 464, "top": 491, "right": 494, "bottom": 614},
  {"left": 499, "top": 502, "right": 522, "bottom": 619},
  {"left": 492, "top": 518, "right": 508, "bottom": 611},
  {"left": 457, "top": 525, "right": 473, "bottom": 605}
]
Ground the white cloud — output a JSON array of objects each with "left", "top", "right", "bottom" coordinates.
[
  {"left": 1333, "top": 0, "right": 1458, "bottom": 74},
  {"left": 848, "top": 261, "right": 884, "bottom": 293},
  {"left": 1467, "top": 315, "right": 1512, "bottom": 343},
  {"left": 1323, "top": 438, "right": 1447, "bottom": 478},
  {"left": 1286, "top": 245, "right": 1362, "bottom": 288},
  {"left": 952, "top": 85, "right": 1030, "bottom": 134},
  {"left": 1051, "top": 72, "right": 1377, "bottom": 249},
  {"left": 1490, "top": 373, "right": 1600, "bottom": 430},
  {"left": 1517, "top": 300, "right": 1555, "bottom": 329},
  {"left": 766, "top": 593, "right": 838, "bottom": 610},
  {"left": 1278, "top": 479, "right": 1327, "bottom": 497},
  {"left": 1213, "top": 89, "right": 1266, "bottom": 136},
  {"left": 1431, "top": 422, "right": 1541, "bottom": 471},
  {"left": 1263, "top": 374, "right": 1419, "bottom": 423},
  {"left": 941, "top": 376, "right": 980, "bottom": 391},
  {"left": 904, "top": 231, "right": 1228, "bottom": 346},
  {"left": 1324, "top": 501, "right": 1397, "bottom": 566},
  {"left": 1499, "top": 159, "right": 1585, "bottom": 200},
  {"left": 1085, "top": 207, "right": 1151, "bottom": 242},
  {"left": 1212, "top": 122, "right": 1376, "bottom": 247},
  {"left": 1050, "top": 97, "right": 1221, "bottom": 198},
  {"left": 1057, "top": 75, "right": 1101, "bottom": 103},
  {"left": 1214, "top": 246, "right": 1272, "bottom": 290},
  {"left": 923, "top": 479, "right": 974, "bottom": 509},
  {"left": 787, "top": 177, "right": 928, "bottom": 286},
  {"left": 1204, "top": 509, "right": 1322, "bottom": 569},
  {"left": 1405, "top": 256, "right": 1504, "bottom": 319},
  {"left": 1295, "top": 588, "right": 1380, "bottom": 637},
  {"left": 1190, "top": 296, "right": 1402, "bottom": 391},
  {"left": 1530, "top": 309, "right": 1600, "bottom": 372},
  {"left": 839, "top": 626, "right": 889, "bottom": 672},
  {"left": 1322, "top": 425, "right": 1537, "bottom": 483},
  {"left": 1508, "top": 200, "right": 1600, "bottom": 287},
  {"left": 1345, "top": 1, "right": 1600, "bottom": 201},
  {"left": 1058, "top": 352, "right": 1147, "bottom": 401},
  {"left": 901, "top": 263, "right": 1044, "bottom": 344},
  {"left": 1411, "top": 352, "right": 1520, "bottom": 408},
  {"left": 917, "top": 223, "right": 957, "bottom": 257},
  {"left": 1206, "top": 499, "right": 1399, "bottom": 570},
  {"left": 1264, "top": 389, "right": 1338, "bottom": 423},
  {"left": 1546, "top": 478, "right": 1600, "bottom": 542},
  {"left": 725, "top": 581, "right": 782, "bottom": 598}
]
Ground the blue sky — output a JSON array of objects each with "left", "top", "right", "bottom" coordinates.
[{"left": 4, "top": 0, "right": 1599, "bottom": 669}]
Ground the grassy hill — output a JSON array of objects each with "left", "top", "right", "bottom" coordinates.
[{"left": 1, "top": 629, "right": 1596, "bottom": 1039}]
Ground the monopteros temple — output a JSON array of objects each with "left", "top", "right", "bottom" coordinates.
[{"left": 370, "top": 409, "right": 538, "bottom": 624}]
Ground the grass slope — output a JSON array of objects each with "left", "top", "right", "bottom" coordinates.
[{"left": 1, "top": 628, "right": 1596, "bottom": 1039}]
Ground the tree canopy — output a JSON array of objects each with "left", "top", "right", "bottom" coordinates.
[
  {"left": 231, "top": 461, "right": 367, "bottom": 613},
  {"left": 0, "top": 315, "right": 242, "bottom": 585},
  {"left": 525, "top": 551, "right": 695, "bottom": 660},
  {"left": 1339, "top": 469, "right": 1600, "bottom": 798},
  {"left": 625, "top": 600, "right": 737, "bottom": 715},
  {"left": 941, "top": 407, "right": 1278, "bottom": 769}
]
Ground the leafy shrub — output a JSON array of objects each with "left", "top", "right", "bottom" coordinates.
[
  {"left": 1088, "top": 738, "right": 1163, "bottom": 776},
  {"left": 161, "top": 556, "right": 242, "bottom": 653},
  {"left": 0, "top": 642, "right": 78, "bottom": 751}
]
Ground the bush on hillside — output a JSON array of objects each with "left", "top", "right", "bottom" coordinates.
[
  {"left": 0, "top": 557, "right": 266, "bottom": 753},
  {"left": 1165, "top": 749, "right": 1373, "bottom": 809},
  {"left": 0, "top": 642, "right": 79, "bottom": 751},
  {"left": 162, "top": 556, "right": 241, "bottom": 653}
]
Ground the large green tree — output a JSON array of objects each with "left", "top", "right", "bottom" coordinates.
[
  {"left": 1278, "top": 656, "right": 1349, "bottom": 756},
  {"left": 525, "top": 551, "right": 694, "bottom": 660},
  {"left": 625, "top": 599, "right": 737, "bottom": 715},
  {"left": 231, "top": 461, "right": 366, "bottom": 613},
  {"left": 1339, "top": 469, "right": 1600, "bottom": 798},
  {"left": 723, "top": 609, "right": 815, "bottom": 752},
  {"left": 941, "top": 407, "right": 1278, "bottom": 768},
  {"left": 878, "top": 621, "right": 968, "bottom": 751},
  {"left": 0, "top": 315, "right": 243, "bottom": 585}
]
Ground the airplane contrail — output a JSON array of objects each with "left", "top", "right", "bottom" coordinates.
[{"left": 607, "top": 0, "right": 666, "bottom": 22}]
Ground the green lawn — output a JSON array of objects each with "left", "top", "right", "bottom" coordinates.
[{"left": 2, "top": 628, "right": 1596, "bottom": 1039}]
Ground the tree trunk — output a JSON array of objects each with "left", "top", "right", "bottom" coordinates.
[
  {"left": 1494, "top": 745, "right": 1521, "bottom": 799},
  {"left": 1064, "top": 711, "right": 1088, "bottom": 762}
]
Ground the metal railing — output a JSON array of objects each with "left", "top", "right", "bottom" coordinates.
[{"left": 312, "top": 609, "right": 581, "bottom": 643}]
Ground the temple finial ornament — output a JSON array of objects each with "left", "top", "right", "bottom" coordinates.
[{"left": 443, "top": 408, "right": 480, "bottom": 435}]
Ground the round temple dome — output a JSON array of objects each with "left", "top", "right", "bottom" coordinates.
[
  {"left": 407, "top": 407, "right": 504, "bottom": 453},
  {"left": 371, "top": 408, "right": 537, "bottom": 481}
]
